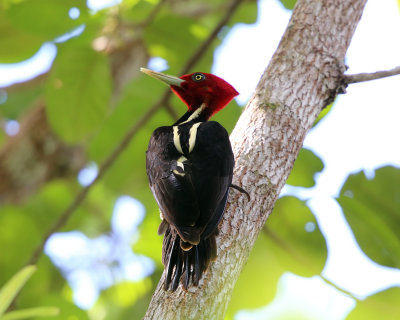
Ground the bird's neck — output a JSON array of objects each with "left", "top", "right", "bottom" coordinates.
[{"left": 173, "top": 102, "right": 211, "bottom": 126}]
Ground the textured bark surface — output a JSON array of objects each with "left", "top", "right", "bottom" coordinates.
[{"left": 144, "top": 0, "right": 367, "bottom": 319}]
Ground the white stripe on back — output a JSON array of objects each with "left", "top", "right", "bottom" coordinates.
[
  {"left": 173, "top": 126, "right": 183, "bottom": 154},
  {"left": 188, "top": 122, "right": 202, "bottom": 153}
]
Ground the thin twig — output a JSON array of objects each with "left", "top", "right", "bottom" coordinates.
[
  {"left": 137, "top": 0, "right": 168, "bottom": 28},
  {"left": 344, "top": 66, "right": 400, "bottom": 84},
  {"left": 180, "top": 0, "right": 244, "bottom": 74},
  {"left": 319, "top": 275, "right": 361, "bottom": 302},
  {"left": 25, "top": 0, "right": 246, "bottom": 267}
]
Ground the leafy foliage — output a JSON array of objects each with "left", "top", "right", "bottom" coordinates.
[
  {"left": 6, "top": 0, "right": 87, "bottom": 39},
  {"left": 0, "top": 266, "right": 59, "bottom": 320},
  {"left": 286, "top": 148, "right": 324, "bottom": 187},
  {"left": 347, "top": 287, "right": 400, "bottom": 320},
  {"left": 277, "top": 0, "right": 297, "bottom": 10},
  {"left": 313, "top": 102, "right": 333, "bottom": 127},
  {"left": 45, "top": 43, "right": 112, "bottom": 142},
  {"left": 337, "top": 166, "right": 400, "bottom": 268},
  {"left": 0, "top": 0, "right": 87, "bottom": 63},
  {"left": 0, "top": 0, "right": 399, "bottom": 318},
  {"left": 0, "top": 266, "right": 37, "bottom": 317}
]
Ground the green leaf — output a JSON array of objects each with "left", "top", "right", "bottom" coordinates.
[
  {"left": 132, "top": 190, "right": 163, "bottom": 266},
  {"left": 102, "top": 279, "right": 152, "bottom": 308},
  {"left": 229, "top": 0, "right": 258, "bottom": 25},
  {"left": 45, "top": 44, "right": 112, "bottom": 142},
  {"left": 0, "top": 307, "right": 59, "bottom": 320},
  {"left": 87, "top": 77, "right": 166, "bottom": 193},
  {"left": 37, "top": 295, "right": 89, "bottom": 320},
  {"left": 6, "top": 0, "right": 87, "bottom": 40},
  {"left": 88, "top": 75, "right": 163, "bottom": 162},
  {"left": 0, "top": 266, "right": 36, "bottom": 317},
  {"left": 278, "top": 0, "right": 297, "bottom": 10},
  {"left": 120, "top": 0, "right": 155, "bottom": 23},
  {"left": 286, "top": 148, "right": 324, "bottom": 188},
  {"left": 0, "top": 80, "right": 44, "bottom": 119},
  {"left": 337, "top": 166, "right": 400, "bottom": 268},
  {"left": 0, "top": 11, "right": 43, "bottom": 63},
  {"left": 0, "top": 209, "right": 40, "bottom": 283},
  {"left": 16, "top": 258, "right": 56, "bottom": 315},
  {"left": 226, "top": 196, "right": 327, "bottom": 317},
  {"left": 23, "top": 180, "right": 78, "bottom": 230},
  {"left": 145, "top": 14, "right": 200, "bottom": 66},
  {"left": 266, "top": 196, "right": 327, "bottom": 276},
  {"left": 313, "top": 102, "right": 333, "bottom": 127},
  {"left": 347, "top": 287, "right": 400, "bottom": 320}
]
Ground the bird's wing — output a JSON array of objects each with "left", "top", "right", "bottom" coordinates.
[
  {"left": 146, "top": 127, "right": 202, "bottom": 244},
  {"left": 188, "top": 121, "right": 234, "bottom": 239}
]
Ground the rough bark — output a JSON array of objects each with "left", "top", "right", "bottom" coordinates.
[{"left": 144, "top": 0, "right": 367, "bottom": 318}]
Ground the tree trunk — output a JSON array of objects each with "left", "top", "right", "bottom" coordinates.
[{"left": 144, "top": 0, "right": 367, "bottom": 318}]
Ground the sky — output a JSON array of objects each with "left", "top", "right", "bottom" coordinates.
[{"left": 1, "top": 0, "right": 399, "bottom": 317}]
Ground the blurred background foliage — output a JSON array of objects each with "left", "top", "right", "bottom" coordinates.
[{"left": 0, "top": 0, "right": 399, "bottom": 319}]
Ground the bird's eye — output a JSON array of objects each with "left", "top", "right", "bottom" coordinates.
[{"left": 192, "top": 73, "right": 206, "bottom": 82}]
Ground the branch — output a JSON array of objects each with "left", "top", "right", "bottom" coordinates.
[
  {"left": 136, "top": 0, "right": 168, "bottom": 28},
  {"left": 319, "top": 275, "right": 361, "bottom": 302},
  {"left": 344, "top": 66, "right": 400, "bottom": 84},
  {"left": 25, "top": 0, "right": 246, "bottom": 267}
]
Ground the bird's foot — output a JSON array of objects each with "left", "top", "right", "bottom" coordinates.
[{"left": 229, "top": 184, "right": 250, "bottom": 201}]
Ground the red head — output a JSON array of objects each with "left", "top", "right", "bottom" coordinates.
[{"left": 141, "top": 68, "right": 238, "bottom": 119}]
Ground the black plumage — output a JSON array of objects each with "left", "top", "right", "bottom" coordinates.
[{"left": 146, "top": 116, "right": 234, "bottom": 290}]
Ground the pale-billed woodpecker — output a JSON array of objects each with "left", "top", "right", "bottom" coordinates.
[{"left": 141, "top": 67, "right": 243, "bottom": 291}]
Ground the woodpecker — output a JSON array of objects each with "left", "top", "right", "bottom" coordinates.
[{"left": 141, "top": 67, "right": 239, "bottom": 291}]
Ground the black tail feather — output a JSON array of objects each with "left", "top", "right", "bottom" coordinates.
[
  {"left": 162, "top": 224, "right": 217, "bottom": 291},
  {"left": 184, "top": 253, "right": 190, "bottom": 289},
  {"left": 193, "top": 245, "right": 201, "bottom": 285},
  {"left": 165, "top": 233, "right": 179, "bottom": 290},
  {"left": 171, "top": 248, "right": 183, "bottom": 291}
]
